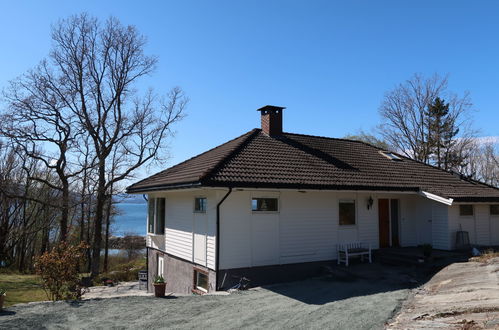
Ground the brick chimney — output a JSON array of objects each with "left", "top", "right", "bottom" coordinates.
[{"left": 257, "top": 105, "right": 285, "bottom": 136}]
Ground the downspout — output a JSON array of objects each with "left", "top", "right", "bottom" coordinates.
[
  {"left": 143, "top": 194, "right": 149, "bottom": 292},
  {"left": 146, "top": 247, "right": 149, "bottom": 292},
  {"left": 215, "top": 187, "right": 232, "bottom": 291}
]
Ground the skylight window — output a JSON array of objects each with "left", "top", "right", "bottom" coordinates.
[{"left": 380, "top": 151, "right": 402, "bottom": 161}]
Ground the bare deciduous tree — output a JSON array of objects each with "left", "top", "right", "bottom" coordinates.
[
  {"left": 466, "top": 140, "right": 499, "bottom": 186},
  {"left": 46, "top": 14, "right": 187, "bottom": 277},
  {"left": 1, "top": 65, "right": 86, "bottom": 241},
  {"left": 378, "top": 73, "right": 476, "bottom": 171}
]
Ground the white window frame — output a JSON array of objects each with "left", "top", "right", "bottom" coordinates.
[
  {"left": 148, "top": 197, "right": 166, "bottom": 235},
  {"left": 251, "top": 197, "right": 279, "bottom": 213},
  {"left": 148, "top": 197, "right": 156, "bottom": 234},
  {"left": 157, "top": 255, "right": 164, "bottom": 278},
  {"left": 194, "top": 269, "right": 208, "bottom": 292},
  {"left": 339, "top": 199, "right": 357, "bottom": 226},
  {"left": 194, "top": 197, "right": 207, "bottom": 213},
  {"left": 380, "top": 150, "right": 402, "bottom": 161}
]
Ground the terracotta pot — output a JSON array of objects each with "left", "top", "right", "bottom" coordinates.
[
  {"left": 153, "top": 283, "right": 166, "bottom": 297},
  {"left": 0, "top": 294, "right": 5, "bottom": 310}
]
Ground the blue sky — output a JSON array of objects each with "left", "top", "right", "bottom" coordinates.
[{"left": 1, "top": 1, "right": 498, "bottom": 180}]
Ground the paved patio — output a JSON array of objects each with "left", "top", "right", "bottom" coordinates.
[{"left": 83, "top": 281, "right": 153, "bottom": 300}]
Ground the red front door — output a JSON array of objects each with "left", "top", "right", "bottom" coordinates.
[{"left": 378, "top": 199, "right": 390, "bottom": 248}]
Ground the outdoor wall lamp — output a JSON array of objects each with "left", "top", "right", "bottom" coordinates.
[{"left": 367, "top": 196, "right": 374, "bottom": 210}]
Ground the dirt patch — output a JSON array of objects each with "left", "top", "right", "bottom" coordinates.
[{"left": 387, "top": 258, "right": 499, "bottom": 329}]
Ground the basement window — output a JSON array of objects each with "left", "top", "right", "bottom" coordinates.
[
  {"left": 339, "top": 200, "right": 356, "bottom": 226},
  {"left": 194, "top": 269, "right": 208, "bottom": 293},
  {"left": 490, "top": 205, "right": 499, "bottom": 215},
  {"left": 252, "top": 198, "right": 278, "bottom": 212},
  {"left": 459, "top": 205, "right": 474, "bottom": 216},
  {"left": 380, "top": 151, "right": 402, "bottom": 161},
  {"left": 194, "top": 197, "right": 207, "bottom": 213}
]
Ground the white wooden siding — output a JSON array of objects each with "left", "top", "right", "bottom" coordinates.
[
  {"left": 219, "top": 192, "right": 252, "bottom": 269},
  {"left": 147, "top": 188, "right": 458, "bottom": 272},
  {"left": 279, "top": 191, "right": 337, "bottom": 263},
  {"left": 475, "top": 205, "right": 490, "bottom": 245},
  {"left": 145, "top": 190, "right": 219, "bottom": 270},
  {"left": 432, "top": 202, "right": 450, "bottom": 250},
  {"left": 357, "top": 193, "right": 379, "bottom": 249},
  {"left": 219, "top": 190, "right": 436, "bottom": 270},
  {"left": 491, "top": 214, "right": 499, "bottom": 245},
  {"left": 164, "top": 193, "right": 194, "bottom": 262},
  {"left": 401, "top": 196, "right": 432, "bottom": 246},
  {"left": 448, "top": 205, "right": 475, "bottom": 248}
]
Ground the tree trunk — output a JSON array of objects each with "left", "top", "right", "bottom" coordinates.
[
  {"left": 60, "top": 179, "right": 69, "bottom": 241},
  {"left": 103, "top": 194, "right": 112, "bottom": 273},
  {"left": 91, "top": 159, "right": 106, "bottom": 278},
  {"left": 86, "top": 194, "right": 92, "bottom": 273}
]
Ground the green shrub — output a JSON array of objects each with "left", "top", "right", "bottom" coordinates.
[{"left": 153, "top": 275, "right": 165, "bottom": 284}]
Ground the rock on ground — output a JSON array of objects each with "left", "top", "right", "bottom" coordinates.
[{"left": 387, "top": 258, "right": 499, "bottom": 329}]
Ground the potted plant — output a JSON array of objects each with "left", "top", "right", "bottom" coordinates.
[
  {"left": 422, "top": 244, "right": 433, "bottom": 258},
  {"left": 0, "top": 288, "right": 6, "bottom": 310},
  {"left": 153, "top": 275, "right": 166, "bottom": 297}
]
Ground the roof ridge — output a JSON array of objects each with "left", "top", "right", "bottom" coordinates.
[
  {"left": 200, "top": 129, "right": 261, "bottom": 183},
  {"left": 127, "top": 129, "right": 259, "bottom": 190},
  {"left": 283, "top": 131, "right": 377, "bottom": 145},
  {"left": 285, "top": 131, "right": 499, "bottom": 190}
]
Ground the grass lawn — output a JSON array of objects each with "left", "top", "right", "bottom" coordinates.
[{"left": 0, "top": 274, "right": 48, "bottom": 307}]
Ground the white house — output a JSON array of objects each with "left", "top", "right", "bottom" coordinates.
[{"left": 127, "top": 106, "right": 499, "bottom": 294}]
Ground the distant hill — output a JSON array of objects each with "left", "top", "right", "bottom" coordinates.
[{"left": 116, "top": 194, "right": 147, "bottom": 204}]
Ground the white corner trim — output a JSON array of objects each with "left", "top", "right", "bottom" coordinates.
[{"left": 419, "top": 191, "right": 454, "bottom": 205}]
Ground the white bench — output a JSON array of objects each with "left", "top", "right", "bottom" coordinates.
[{"left": 337, "top": 242, "right": 372, "bottom": 266}]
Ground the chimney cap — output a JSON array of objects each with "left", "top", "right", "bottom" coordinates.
[{"left": 257, "top": 105, "right": 286, "bottom": 112}]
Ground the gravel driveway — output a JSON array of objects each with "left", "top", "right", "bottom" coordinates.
[{"left": 0, "top": 265, "right": 412, "bottom": 330}]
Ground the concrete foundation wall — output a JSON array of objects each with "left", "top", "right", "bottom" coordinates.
[
  {"left": 218, "top": 260, "right": 334, "bottom": 290},
  {"left": 148, "top": 248, "right": 216, "bottom": 294}
]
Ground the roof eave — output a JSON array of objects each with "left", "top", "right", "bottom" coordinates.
[
  {"left": 126, "top": 181, "right": 203, "bottom": 194},
  {"left": 419, "top": 190, "right": 454, "bottom": 205}
]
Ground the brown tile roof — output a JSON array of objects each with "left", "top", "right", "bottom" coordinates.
[{"left": 127, "top": 129, "right": 499, "bottom": 202}]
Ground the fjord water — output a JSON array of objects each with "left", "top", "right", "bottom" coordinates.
[{"left": 113, "top": 202, "right": 147, "bottom": 236}]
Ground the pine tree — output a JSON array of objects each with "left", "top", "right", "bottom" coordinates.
[{"left": 425, "top": 97, "right": 462, "bottom": 170}]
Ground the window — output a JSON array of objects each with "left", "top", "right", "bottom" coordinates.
[
  {"left": 252, "top": 198, "right": 278, "bottom": 212},
  {"left": 194, "top": 197, "right": 207, "bottom": 213},
  {"left": 148, "top": 197, "right": 166, "bottom": 234},
  {"left": 490, "top": 205, "right": 499, "bottom": 216},
  {"left": 157, "top": 198, "right": 165, "bottom": 234},
  {"left": 380, "top": 151, "right": 402, "bottom": 161},
  {"left": 194, "top": 269, "right": 208, "bottom": 292},
  {"left": 157, "top": 255, "right": 164, "bottom": 278},
  {"left": 339, "top": 200, "right": 356, "bottom": 225},
  {"left": 148, "top": 198, "right": 155, "bottom": 233},
  {"left": 459, "top": 205, "right": 474, "bottom": 216}
]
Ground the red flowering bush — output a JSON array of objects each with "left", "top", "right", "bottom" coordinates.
[{"left": 35, "top": 242, "right": 88, "bottom": 301}]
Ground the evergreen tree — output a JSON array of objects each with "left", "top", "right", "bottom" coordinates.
[{"left": 425, "top": 97, "right": 462, "bottom": 170}]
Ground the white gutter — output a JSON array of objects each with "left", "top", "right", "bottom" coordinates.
[{"left": 419, "top": 191, "right": 454, "bottom": 205}]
